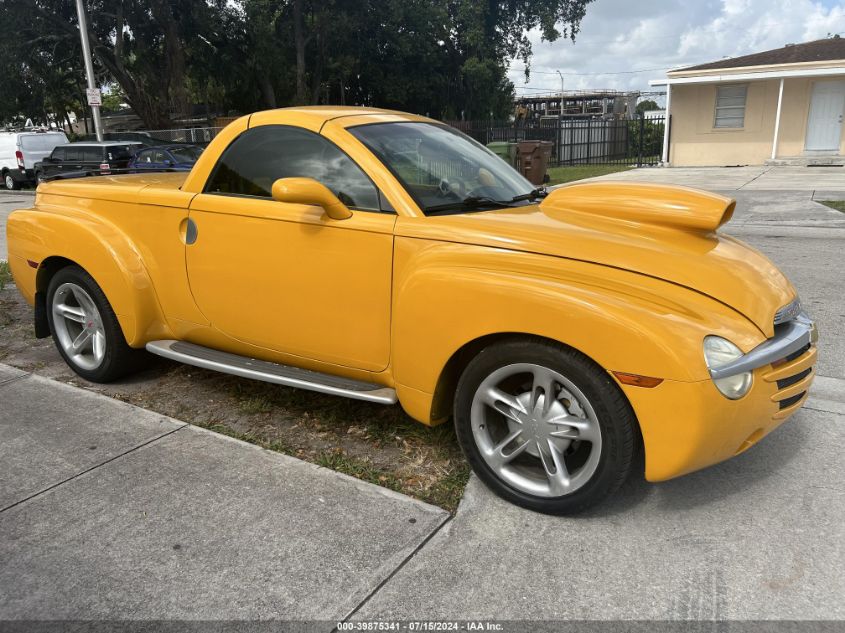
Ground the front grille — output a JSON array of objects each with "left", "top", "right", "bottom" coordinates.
[
  {"left": 774, "top": 298, "right": 801, "bottom": 326},
  {"left": 777, "top": 367, "right": 812, "bottom": 390},
  {"left": 784, "top": 344, "right": 810, "bottom": 363},
  {"left": 766, "top": 343, "right": 815, "bottom": 415},
  {"left": 779, "top": 393, "right": 806, "bottom": 410}
]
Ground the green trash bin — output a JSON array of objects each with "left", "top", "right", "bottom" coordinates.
[{"left": 486, "top": 141, "right": 517, "bottom": 167}]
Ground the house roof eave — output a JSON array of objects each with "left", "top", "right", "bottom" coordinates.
[{"left": 650, "top": 63, "right": 845, "bottom": 87}]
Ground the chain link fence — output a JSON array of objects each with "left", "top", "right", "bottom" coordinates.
[{"left": 130, "top": 127, "right": 224, "bottom": 146}]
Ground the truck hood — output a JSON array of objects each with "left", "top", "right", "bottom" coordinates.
[{"left": 396, "top": 182, "right": 794, "bottom": 337}]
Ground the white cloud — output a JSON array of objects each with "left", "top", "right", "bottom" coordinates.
[{"left": 509, "top": 0, "right": 845, "bottom": 102}]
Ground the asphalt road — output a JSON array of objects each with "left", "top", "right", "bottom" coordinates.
[{"left": 0, "top": 191, "right": 34, "bottom": 261}]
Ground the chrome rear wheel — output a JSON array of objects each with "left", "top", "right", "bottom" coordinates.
[
  {"left": 51, "top": 282, "right": 107, "bottom": 371},
  {"left": 46, "top": 265, "right": 146, "bottom": 383}
]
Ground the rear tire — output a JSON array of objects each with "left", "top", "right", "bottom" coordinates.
[
  {"left": 4, "top": 172, "right": 20, "bottom": 191},
  {"left": 46, "top": 265, "right": 145, "bottom": 383},
  {"left": 454, "top": 338, "right": 637, "bottom": 515}
]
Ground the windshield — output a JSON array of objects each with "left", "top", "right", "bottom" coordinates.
[
  {"left": 349, "top": 122, "right": 536, "bottom": 215},
  {"left": 169, "top": 145, "right": 203, "bottom": 162}
]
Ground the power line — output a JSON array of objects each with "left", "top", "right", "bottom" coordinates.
[
  {"left": 509, "top": 28, "right": 845, "bottom": 78},
  {"left": 510, "top": 66, "right": 673, "bottom": 76},
  {"left": 527, "top": 20, "right": 845, "bottom": 50}
]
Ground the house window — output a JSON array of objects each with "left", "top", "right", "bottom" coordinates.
[{"left": 714, "top": 84, "right": 748, "bottom": 128}]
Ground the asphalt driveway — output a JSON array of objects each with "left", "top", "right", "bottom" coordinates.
[{"left": 577, "top": 164, "right": 845, "bottom": 192}]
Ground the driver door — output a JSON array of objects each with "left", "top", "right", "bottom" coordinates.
[{"left": 185, "top": 125, "right": 395, "bottom": 372}]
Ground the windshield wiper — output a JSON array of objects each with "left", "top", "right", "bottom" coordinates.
[
  {"left": 425, "top": 196, "right": 517, "bottom": 215},
  {"left": 509, "top": 187, "right": 548, "bottom": 203}
]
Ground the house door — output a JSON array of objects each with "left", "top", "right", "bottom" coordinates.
[{"left": 805, "top": 80, "right": 845, "bottom": 152}]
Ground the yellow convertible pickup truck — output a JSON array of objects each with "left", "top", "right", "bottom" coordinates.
[{"left": 6, "top": 107, "right": 818, "bottom": 514}]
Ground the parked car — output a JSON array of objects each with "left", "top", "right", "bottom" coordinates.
[
  {"left": 129, "top": 144, "right": 203, "bottom": 171},
  {"left": 80, "top": 131, "right": 171, "bottom": 147},
  {"left": 34, "top": 141, "right": 143, "bottom": 182},
  {"left": 0, "top": 130, "right": 69, "bottom": 190},
  {"left": 5, "top": 107, "right": 818, "bottom": 515}
]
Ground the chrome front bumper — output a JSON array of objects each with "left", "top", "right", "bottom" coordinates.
[{"left": 709, "top": 312, "right": 817, "bottom": 380}]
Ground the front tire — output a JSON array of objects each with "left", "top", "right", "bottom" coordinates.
[
  {"left": 454, "top": 339, "right": 637, "bottom": 515},
  {"left": 46, "top": 266, "right": 144, "bottom": 382}
]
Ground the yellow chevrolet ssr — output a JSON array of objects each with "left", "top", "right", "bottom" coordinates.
[{"left": 6, "top": 107, "right": 818, "bottom": 514}]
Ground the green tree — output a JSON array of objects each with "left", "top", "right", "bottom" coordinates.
[
  {"left": 1, "top": 0, "right": 596, "bottom": 127},
  {"left": 3, "top": 0, "right": 233, "bottom": 128},
  {"left": 0, "top": 1, "right": 85, "bottom": 128},
  {"left": 636, "top": 99, "right": 659, "bottom": 114}
]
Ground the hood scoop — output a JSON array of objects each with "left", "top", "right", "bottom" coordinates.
[{"left": 546, "top": 182, "right": 736, "bottom": 232}]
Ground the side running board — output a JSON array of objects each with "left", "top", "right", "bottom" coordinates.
[{"left": 145, "top": 340, "right": 398, "bottom": 405}]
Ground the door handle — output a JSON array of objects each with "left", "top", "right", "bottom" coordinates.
[{"left": 183, "top": 217, "right": 198, "bottom": 245}]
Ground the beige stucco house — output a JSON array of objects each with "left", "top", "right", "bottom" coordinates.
[{"left": 651, "top": 38, "right": 845, "bottom": 166}]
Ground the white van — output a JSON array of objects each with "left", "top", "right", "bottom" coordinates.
[{"left": 0, "top": 130, "right": 69, "bottom": 190}]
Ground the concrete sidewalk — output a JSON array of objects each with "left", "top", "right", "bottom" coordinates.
[{"left": 0, "top": 366, "right": 448, "bottom": 621}]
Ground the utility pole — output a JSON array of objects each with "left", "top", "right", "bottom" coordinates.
[
  {"left": 555, "top": 71, "right": 565, "bottom": 166},
  {"left": 75, "top": 0, "right": 103, "bottom": 141}
]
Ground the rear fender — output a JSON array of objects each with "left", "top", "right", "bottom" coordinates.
[{"left": 6, "top": 206, "right": 169, "bottom": 346}]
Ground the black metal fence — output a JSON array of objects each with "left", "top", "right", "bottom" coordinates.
[
  {"left": 129, "top": 116, "right": 666, "bottom": 167},
  {"left": 446, "top": 116, "right": 667, "bottom": 167}
]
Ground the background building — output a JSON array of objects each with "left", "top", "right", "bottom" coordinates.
[{"left": 652, "top": 37, "right": 845, "bottom": 166}]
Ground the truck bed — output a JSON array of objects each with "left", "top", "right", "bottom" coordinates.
[{"left": 35, "top": 172, "right": 191, "bottom": 207}]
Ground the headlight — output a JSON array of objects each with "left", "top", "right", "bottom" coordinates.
[{"left": 703, "top": 336, "right": 753, "bottom": 400}]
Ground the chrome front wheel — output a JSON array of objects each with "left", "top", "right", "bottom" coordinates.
[
  {"left": 454, "top": 339, "right": 637, "bottom": 515},
  {"left": 470, "top": 363, "right": 602, "bottom": 498},
  {"left": 51, "top": 282, "right": 107, "bottom": 371}
]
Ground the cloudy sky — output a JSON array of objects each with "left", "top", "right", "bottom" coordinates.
[{"left": 508, "top": 0, "right": 845, "bottom": 103}]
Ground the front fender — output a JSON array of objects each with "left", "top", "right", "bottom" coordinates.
[
  {"left": 6, "top": 204, "right": 170, "bottom": 346},
  {"left": 391, "top": 238, "right": 764, "bottom": 423}
]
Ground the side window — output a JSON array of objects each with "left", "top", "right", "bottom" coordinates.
[
  {"left": 82, "top": 147, "right": 102, "bottom": 162},
  {"left": 52, "top": 147, "right": 66, "bottom": 161},
  {"left": 714, "top": 84, "right": 747, "bottom": 128},
  {"left": 109, "top": 146, "right": 133, "bottom": 161},
  {"left": 64, "top": 147, "right": 81, "bottom": 162},
  {"left": 204, "top": 125, "right": 381, "bottom": 211}
]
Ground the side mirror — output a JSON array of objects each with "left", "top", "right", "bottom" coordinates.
[{"left": 271, "top": 177, "right": 352, "bottom": 220}]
